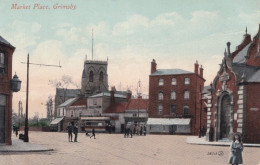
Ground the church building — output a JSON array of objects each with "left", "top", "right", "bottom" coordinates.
[{"left": 206, "top": 25, "right": 260, "bottom": 143}]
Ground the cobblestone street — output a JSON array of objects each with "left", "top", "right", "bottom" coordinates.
[{"left": 1, "top": 132, "right": 260, "bottom": 165}]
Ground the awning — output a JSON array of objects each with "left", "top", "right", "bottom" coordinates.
[
  {"left": 147, "top": 118, "right": 190, "bottom": 125},
  {"left": 50, "top": 117, "right": 64, "bottom": 125},
  {"left": 80, "top": 117, "right": 110, "bottom": 121}
]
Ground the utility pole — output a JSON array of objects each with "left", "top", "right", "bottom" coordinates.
[
  {"left": 199, "top": 85, "right": 203, "bottom": 138},
  {"left": 22, "top": 53, "right": 62, "bottom": 142}
]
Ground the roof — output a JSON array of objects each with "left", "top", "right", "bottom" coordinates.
[
  {"left": 202, "top": 86, "right": 211, "bottom": 94},
  {"left": 105, "top": 102, "right": 127, "bottom": 113},
  {"left": 150, "top": 69, "right": 193, "bottom": 76},
  {"left": 56, "top": 88, "right": 80, "bottom": 98},
  {"left": 233, "top": 43, "right": 252, "bottom": 64},
  {"left": 125, "top": 98, "right": 149, "bottom": 110},
  {"left": 147, "top": 118, "right": 191, "bottom": 125},
  {"left": 232, "top": 63, "right": 260, "bottom": 83},
  {"left": 0, "top": 35, "right": 14, "bottom": 48},
  {"left": 80, "top": 117, "right": 110, "bottom": 120},
  {"left": 90, "top": 92, "right": 126, "bottom": 98},
  {"left": 50, "top": 117, "right": 64, "bottom": 125},
  {"left": 71, "top": 98, "right": 87, "bottom": 106},
  {"left": 58, "top": 97, "right": 78, "bottom": 107}
]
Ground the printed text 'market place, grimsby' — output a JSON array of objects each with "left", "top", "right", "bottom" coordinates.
[{"left": 11, "top": 3, "right": 77, "bottom": 10}]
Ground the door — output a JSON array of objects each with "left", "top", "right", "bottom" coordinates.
[
  {"left": 169, "top": 125, "right": 177, "bottom": 135},
  {"left": 220, "top": 95, "right": 231, "bottom": 139},
  {"left": 0, "top": 106, "right": 5, "bottom": 143}
]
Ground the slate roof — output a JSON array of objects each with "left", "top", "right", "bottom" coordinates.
[
  {"left": 233, "top": 43, "right": 252, "bottom": 64},
  {"left": 56, "top": 88, "right": 80, "bottom": 97},
  {"left": 0, "top": 35, "right": 14, "bottom": 47},
  {"left": 150, "top": 69, "right": 193, "bottom": 76},
  {"left": 232, "top": 63, "right": 260, "bottom": 83}
]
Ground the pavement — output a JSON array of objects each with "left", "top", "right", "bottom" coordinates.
[
  {"left": 186, "top": 136, "right": 260, "bottom": 147},
  {"left": 0, "top": 137, "right": 53, "bottom": 152}
]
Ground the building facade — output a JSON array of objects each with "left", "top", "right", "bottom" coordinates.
[
  {"left": 148, "top": 59, "right": 206, "bottom": 135},
  {"left": 81, "top": 59, "right": 109, "bottom": 96},
  {"left": 206, "top": 25, "right": 260, "bottom": 143},
  {"left": 0, "top": 36, "right": 15, "bottom": 145}
]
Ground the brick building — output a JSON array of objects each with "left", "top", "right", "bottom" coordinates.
[
  {"left": 148, "top": 59, "right": 206, "bottom": 135},
  {"left": 0, "top": 36, "right": 16, "bottom": 145},
  {"left": 206, "top": 25, "right": 260, "bottom": 143}
]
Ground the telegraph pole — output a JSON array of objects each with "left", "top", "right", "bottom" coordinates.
[{"left": 22, "top": 54, "right": 62, "bottom": 142}]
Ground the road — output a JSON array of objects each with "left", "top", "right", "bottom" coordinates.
[{"left": 1, "top": 132, "right": 260, "bottom": 165}]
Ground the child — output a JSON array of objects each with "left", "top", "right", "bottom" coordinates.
[{"left": 229, "top": 134, "right": 243, "bottom": 165}]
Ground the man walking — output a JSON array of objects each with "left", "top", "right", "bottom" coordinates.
[
  {"left": 90, "top": 128, "right": 96, "bottom": 139},
  {"left": 73, "top": 123, "right": 78, "bottom": 142},
  {"left": 67, "top": 123, "right": 73, "bottom": 142}
]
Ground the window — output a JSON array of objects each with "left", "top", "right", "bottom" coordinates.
[
  {"left": 93, "top": 99, "right": 97, "bottom": 105},
  {"left": 99, "top": 71, "right": 103, "bottom": 82},
  {"left": 158, "top": 91, "right": 163, "bottom": 100},
  {"left": 184, "top": 90, "right": 190, "bottom": 100},
  {"left": 0, "top": 52, "right": 5, "bottom": 74},
  {"left": 184, "top": 78, "right": 190, "bottom": 85},
  {"left": 159, "top": 78, "right": 164, "bottom": 86},
  {"left": 89, "top": 71, "right": 94, "bottom": 82},
  {"left": 158, "top": 104, "right": 163, "bottom": 115},
  {"left": 170, "top": 104, "right": 176, "bottom": 114},
  {"left": 183, "top": 105, "right": 189, "bottom": 115},
  {"left": 171, "top": 91, "right": 176, "bottom": 100},
  {"left": 171, "top": 78, "right": 176, "bottom": 85},
  {"left": 71, "top": 111, "right": 74, "bottom": 117}
]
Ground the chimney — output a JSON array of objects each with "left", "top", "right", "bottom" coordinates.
[
  {"left": 110, "top": 86, "right": 116, "bottom": 105},
  {"left": 227, "top": 42, "right": 231, "bottom": 56},
  {"left": 126, "top": 90, "right": 132, "bottom": 102},
  {"left": 194, "top": 60, "right": 199, "bottom": 75},
  {"left": 200, "top": 65, "right": 203, "bottom": 78},
  {"left": 151, "top": 59, "right": 157, "bottom": 74}
]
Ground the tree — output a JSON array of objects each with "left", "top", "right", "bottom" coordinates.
[{"left": 46, "top": 95, "right": 54, "bottom": 121}]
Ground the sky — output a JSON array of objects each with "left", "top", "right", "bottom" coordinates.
[{"left": 0, "top": 0, "right": 260, "bottom": 118}]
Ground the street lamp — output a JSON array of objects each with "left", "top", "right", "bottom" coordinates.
[{"left": 11, "top": 73, "right": 21, "bottom": 92}]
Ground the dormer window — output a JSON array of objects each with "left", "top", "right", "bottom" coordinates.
[{"left": 0, "top": 52, "right": 5, "bottom": 74}]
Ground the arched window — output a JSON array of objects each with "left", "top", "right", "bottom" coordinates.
[
  {"left": 184, "top": 90, "right": 190, "bottom": 100},
  {"left": 99, "top": 71, "right": 103, "bottom": 82},
  {"left": 159, "top": 78, "right": 164, "bottom": 86},
  {"left": 183, "top": 105, "right": 189, "bottom": 115},
  {"left": 89, "top": 71, "right": 93, "bottom": 82},
  {"left": 171, "top": 91, "right": 176, "bottom": 100},
  {"left": 158, "top": 91, "right": 163, "bottom": 100},
  {"left": 171, "top": 78, "right": 176, "bottom": 85}
]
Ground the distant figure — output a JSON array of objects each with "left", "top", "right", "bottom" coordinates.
[
  {"left": 86, "top": 131, "right": 90, "bottom": 136},
  {"left": 143, "top": 125, "right": 146, "bottom": 136},
  {"left": 140, "top": 126, "right": 143, "bottom": 136},
  {"left": 130, "top": 125, "right": 133, "bottom": 138},
  {"left": 124, "top": 127, "right": 127, "bottom": 138},
  {"left": 67, "top": 123, "right": 73, "bottom": 142},
  {"left": 229, "top": 134, "right": 243, "bottom": 165},
  {"left": 133, "top": 126, "right": 136, "bottom": 135},
  {"left": 90, "top": 128, "right": 96, "bottom": 139},
  {"left": 73, "top": 124, "right": 78, "bottom": 142},
  {"left": 15, "top": 126, "right": 19, "bottom": 137},
  {"left": 13, "top": 125, "right": 16, "bottom": 134}
]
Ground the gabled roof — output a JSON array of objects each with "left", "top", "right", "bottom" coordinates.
[
  {"left": 125, "top": 98, "right": 149, "bottom": 111},
  {"left": 58, "top": 97, "right": 78, "bottom": 107},
  {"left": 150, "top": 69, "right": 193, "bottom": 76},
  {"left": 233, "top": 43, "right": 252, "bottom": 64},
  {"left": 0, "top": 35, "right": 14, "bottom": 48}
]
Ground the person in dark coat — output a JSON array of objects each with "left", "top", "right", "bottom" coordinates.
[
  {"left": 73, "top": 124, "right": 78, "bottom": 142},
  {"left": 140, "top": 126, "right": 143, "bottom": 136},
  {"left": 90, "top": 128, "right": 96, "bottom": 139},
  {"left": 15, "top": 126, "right": 19, "bottom": 137},
  {"left": 143, "top": 125, "right": 147, "bottom": 136},
  {"left": 67, "top": 123, "right": 73, "bottom": 142},
  {"left": 229, "top": 134, "right": 243, "bottom": 165}
]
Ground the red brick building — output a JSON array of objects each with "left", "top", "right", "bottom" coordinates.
[
  {"left": 0, "top": 36, "right": 15, "bottom": 145},
  {"left": 148, "top": 59, "right": 206, "bottom": 135},
  {"left": 206, "top": 25, "right": 260, "bottom": 143}
]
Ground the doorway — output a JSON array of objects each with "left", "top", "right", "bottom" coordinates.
[
  {"left": 0, "top": 106, "right": 5, "bottom": 143},
  {"left": 220, "top": 94, "right": 231, "bottom": 139}
]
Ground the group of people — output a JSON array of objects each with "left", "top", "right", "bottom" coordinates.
[
  {"left": 67, "top": 123, "right": 78, "bottom": 142},
  {"left": 124, "top": 125, "right": 146, "bottom": 138}
]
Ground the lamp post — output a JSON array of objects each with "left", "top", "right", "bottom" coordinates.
[{"left": 24, "top": 54, "right": 29, "bottom": 142}]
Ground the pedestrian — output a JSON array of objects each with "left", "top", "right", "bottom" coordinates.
[
  {"left": 73, "top": 124, "right": 78, "bottom": 142},
  {"left": 13, "top": 125, "right": 16, "bottom": 134},
  {"left": 144, "top": 125, "right": 146, "bottom": 136},
  {"left": 229, "top": 133, "right": 243, "bottom": 165},
  {"left": 133, "top": 126, "right": 136, "bottom": 135},
  {"left": 67, "top": 123, "right": 73, "bottom": 142},
  {"left": 90, "top": 128, "right": 96, "bottom": 139},
  {"left": 130, "top": 125, "right": 133, "bottom": 138},
  {"left": 140, "top": 126, "right": 143, "bottom": 136},
  {"left": 15, "top": 126, "right": 19, "bottom": 137}
]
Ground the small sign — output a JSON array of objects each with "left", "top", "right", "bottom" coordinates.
[{"left": 250, "top": 108, "right": 259, "bottom": 111}]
